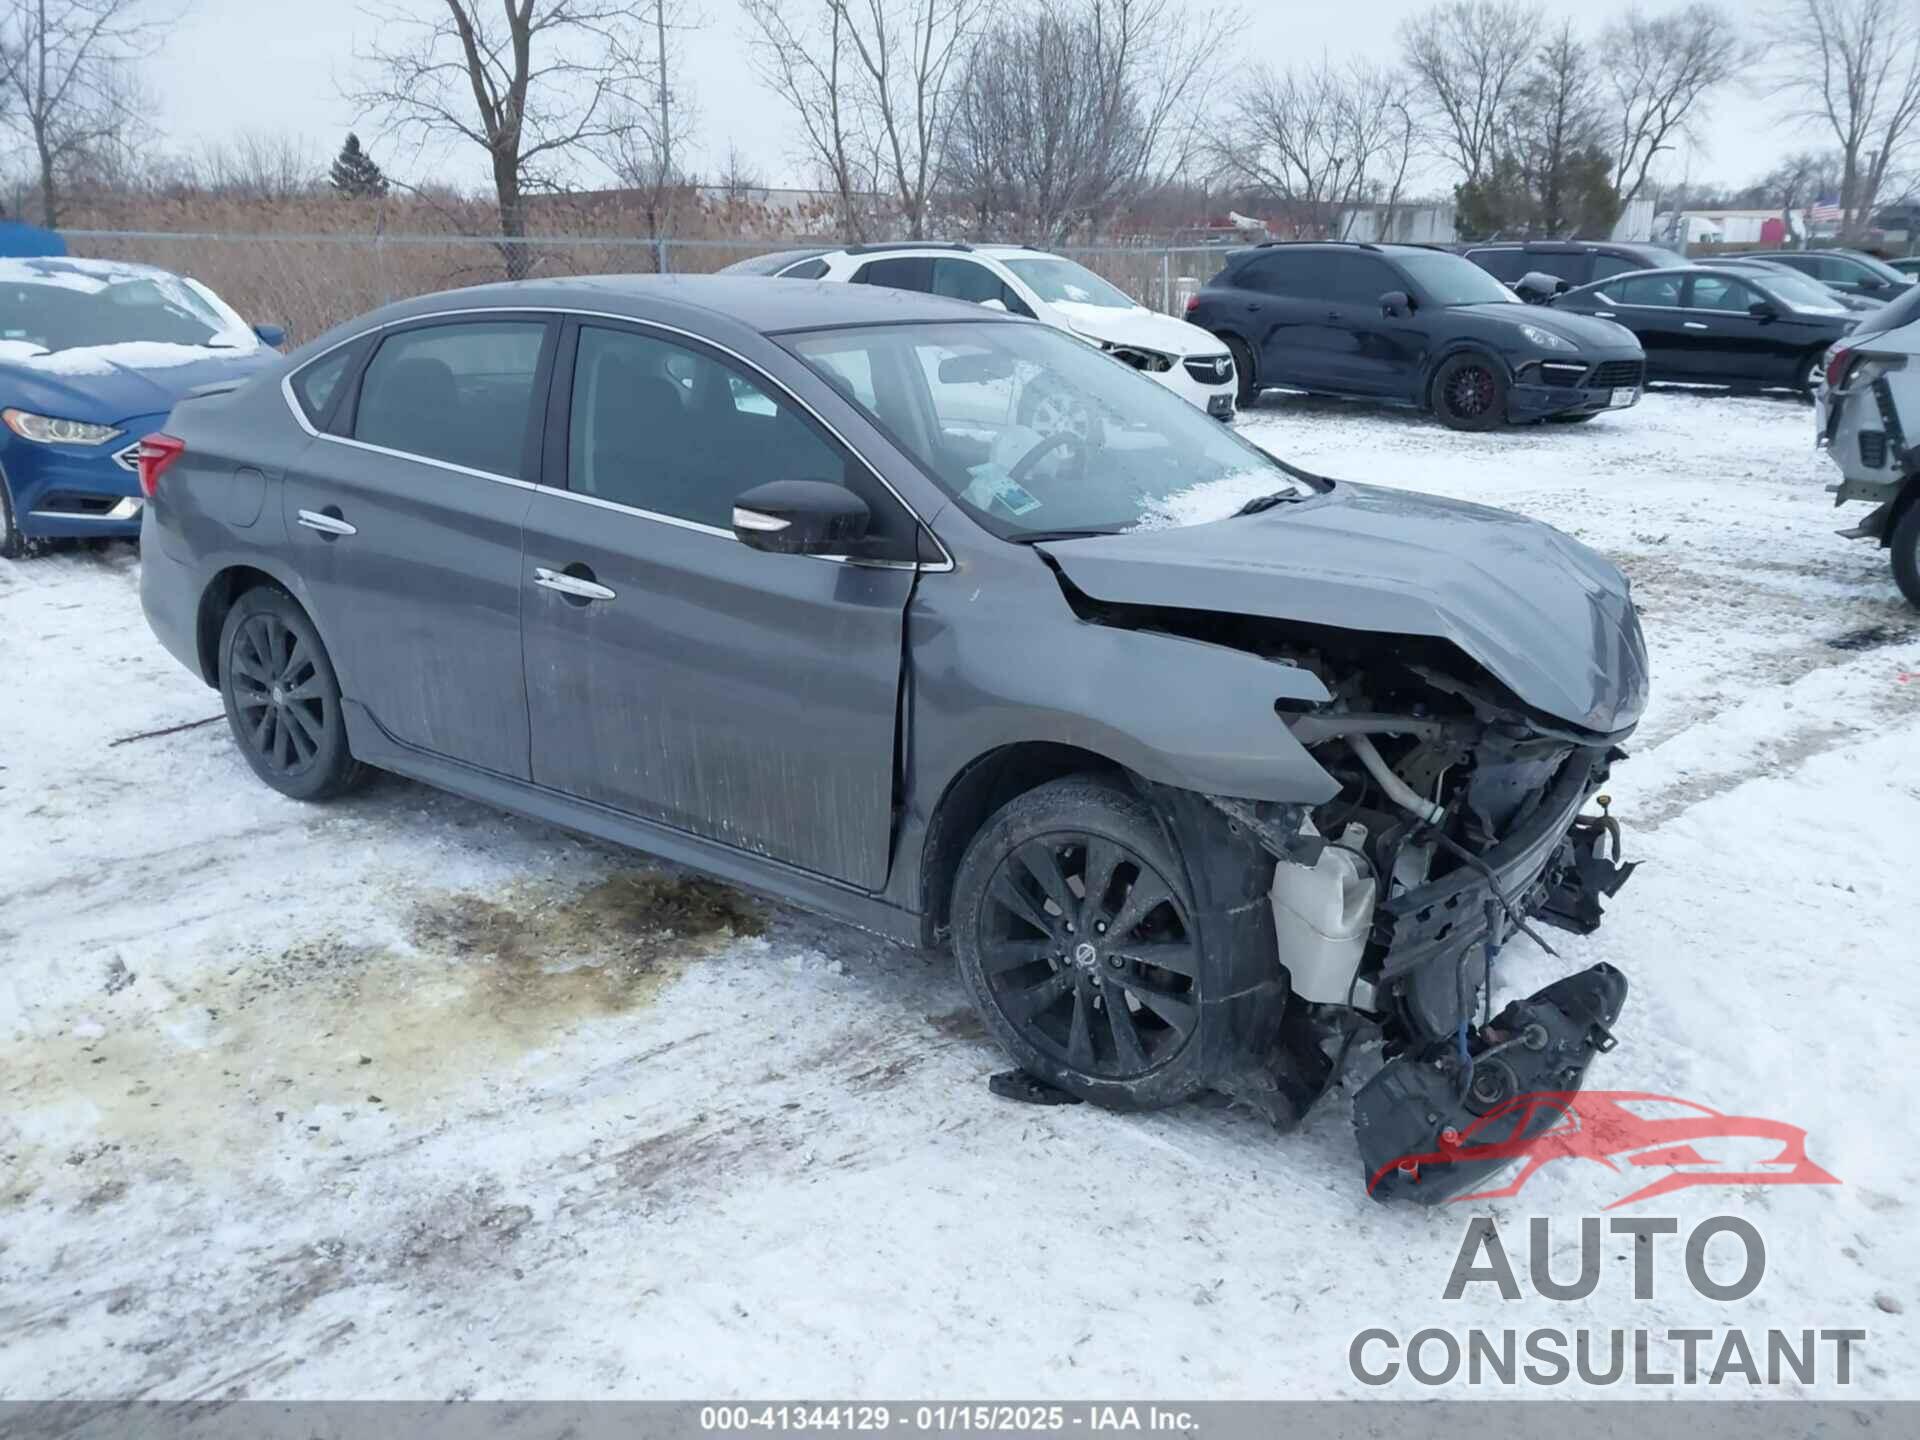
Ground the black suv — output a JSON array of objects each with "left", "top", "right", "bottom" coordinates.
[
  {"left": 1189, "top": 242, "right": 1648, "bottom": 430},
  {"left": 1461, "top": 240, "right": 1692, "bottom": 296},
  {"left": 1736, "top": 249, "right": 1916, "bottom": 302}
]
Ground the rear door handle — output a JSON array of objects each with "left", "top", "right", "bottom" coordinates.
[
  {"left": 1595, "top": 311, "right": 1617, "bottom": 319},
  {"left": 296, "top": 508, "right": 355, "bottom": 537},
  {"left": 1683, "top": 321, "right": 1710, "bottom": 330},
  {"left": 534, "top": 566, "right": 616, "bottom": 603}
]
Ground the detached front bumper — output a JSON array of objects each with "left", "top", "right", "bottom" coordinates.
[{"left": 1356, "top": 748, "right": 1637, "bottom": 1204}]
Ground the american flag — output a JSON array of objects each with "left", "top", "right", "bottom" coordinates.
[{"left": 1808, "top": 194, "right": 1843, "bottom": 223}]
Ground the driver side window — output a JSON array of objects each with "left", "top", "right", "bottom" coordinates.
[{"left": 565, "top": 323, "right": 918, "bottom": 559}]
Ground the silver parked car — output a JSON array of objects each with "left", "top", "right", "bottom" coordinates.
[
  {"left": 137, "top": 277, "right": 1644, "bottom": 1203},
  {"left": 1815, "top": 282, "right": 1920, "bottom": 606}
]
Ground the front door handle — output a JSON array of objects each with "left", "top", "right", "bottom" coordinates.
[
  {"left": 1683, "top": 321, "right": 1710, "bottom": 330},
  {"left": 297, "top": 507, "right": 355, "bottom": 537},
  {"left": 534, "top": 565, "right": 616, "bottom": 603},
  {"left": 1595, "top": 310, "right": 1617, "bottom": 318}
]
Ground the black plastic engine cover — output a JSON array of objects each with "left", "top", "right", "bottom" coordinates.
[{"left": 1353, "top": 963, "right": 1630, "bottom": 1204}]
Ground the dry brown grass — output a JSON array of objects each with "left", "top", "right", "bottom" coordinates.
[{"left": 55, "top": 190, "right": 1208, "bottom": 342}]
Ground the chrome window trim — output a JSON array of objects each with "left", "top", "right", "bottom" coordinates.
[{"left": 280, "top": 304, "right": 956, "bottom": 573}]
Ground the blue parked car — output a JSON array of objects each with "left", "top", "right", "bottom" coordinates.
[{"left": 1, "top": 256, "right": 284, "bottom": 556}]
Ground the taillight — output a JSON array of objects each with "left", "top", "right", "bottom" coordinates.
[
  {"left": 136, "top": 433, "right": 186, "bottom": 498},
  {"left": 1825, "top": 345, "right": 1854, "bottom": 391},
  {"left": 1185, "top": 294, "right": 1200, "bottom": 315}
]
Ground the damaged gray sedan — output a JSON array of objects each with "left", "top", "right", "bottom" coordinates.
[{"left": 138, "top": 277, "right": 1645, "bottom": 1203}]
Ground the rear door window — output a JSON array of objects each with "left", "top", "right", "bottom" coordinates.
[
  {"left": 1466, "top": 249, "right": 1529, "bottom": 282},
  {"left": 1606, "top": 273, "right": 1684, "bottom": 307},
  {"left": 1528, "top": 252, "right": 1592, "bottom": 284},
  {"left": 853, "top": 256, "right": 935, "bottom": 292},
  {"left": 1237, "top": 252, "right": 1312, "bottom": 297},
  {"left": 352, "top": 319, "right": 549, "bottom": 479},
  {"left": 1685, "top": 274, "right": 1760, "bottom": 312}
]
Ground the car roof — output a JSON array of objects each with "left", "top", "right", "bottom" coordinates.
[
  {"left": 363, "top": 273, "right": 1009, "bottom": 335},
  {"left": 0, "top": 254, "right": 179, "bottom": 285},
  {"left": 714, "top": 247, "right": 830, "bottom": 276},
  {"left": 1465, "top": 240, "right": 1654, "bottom": 253}
]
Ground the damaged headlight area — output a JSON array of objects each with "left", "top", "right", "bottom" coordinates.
[{"left": 1192, "top": 623, "right": 1639, "bottom": 1204}]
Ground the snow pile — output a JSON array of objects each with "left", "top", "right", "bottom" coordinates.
[{"left": 0, "top": 391, "right": 1915, "bottom": 1400}]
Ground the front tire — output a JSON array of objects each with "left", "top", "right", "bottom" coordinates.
[
  {"left": 0, "top": 476, "right": 24, "bottom": 560},
  {"left": 1432, "top": 353, "right": 1508, "bottom": 431},
  {"left": 951, "top": 776, "right": 1208, "bottom": 1110},
  {"left": 1225, "top": 336, "right": 1258, "bottom": 408},
  {"left": 1891, "top": 499, "right": 1920, "bottom": 610},
  {"left": 218, "top": 586, "right": 370, "bottom": 801}
]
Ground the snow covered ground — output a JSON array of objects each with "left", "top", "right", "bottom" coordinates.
[{"left": 2, "top": 388, "right": 1916, "bottom": 1401}]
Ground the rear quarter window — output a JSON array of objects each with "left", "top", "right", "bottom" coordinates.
[{"left": 289, "top": 343, "right": 361, "bottom": 430}]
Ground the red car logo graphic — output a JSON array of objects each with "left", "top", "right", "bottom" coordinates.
[{"left": 1370, "top": 1091, "right": 1841, "bottom": 1208}]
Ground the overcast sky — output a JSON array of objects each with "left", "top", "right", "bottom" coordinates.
[{"left": 151, "top": 0, "right": 1792, "bottom": 199}]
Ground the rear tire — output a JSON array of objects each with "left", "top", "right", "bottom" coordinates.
[
  {"left": 1432, "top": 352, "right": 1508, "bottom": 431},
  {"left": 1891, "top": 499, "right": 1920, "bottom": 610},
  {"left": 951, "top": 775, "right": 1210, "bottom": 1111},
  {"left": 1225, "top": 336, "right": 1258, "bottom": 408},
  {"left": 217, "top": 587, "right": 371, "bottom": 802}
]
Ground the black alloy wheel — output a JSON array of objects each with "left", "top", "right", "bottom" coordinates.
[
  {"left": 218, "top": 587, "right": 370, "bottom": 801},
  {"left": 1433, "top": 353, "right": 1508, "bottom": 432},
  {"left": 953, "top": 777, "right": 1209, "bottom": 1105}
]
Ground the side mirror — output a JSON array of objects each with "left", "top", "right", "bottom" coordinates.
[
  {"left": 252, "top": 322, "right": 288, "bottom": 349},
  {"left": 732, "top": 479, "right": 870, "bottom": 555},
  {"left": 1748, "top": 300, "right": 1779, "bottom": 321},
  {"left": 1380, "top": 289, "right": 1411, "bottom": 316},
  {"left": 978, "top": 297, "right": 1007, "bottom": 312},
  {"left": 1513, "top": 271, "right": 1562, "bottom": 304}
]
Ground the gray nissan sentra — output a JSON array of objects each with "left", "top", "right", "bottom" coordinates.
[{"left": 137, "top": 276, "right": 1646, "bottom": 1202}]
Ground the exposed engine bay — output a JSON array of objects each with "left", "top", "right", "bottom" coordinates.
[{"left": 1075, "top": 600, "right": 1639, "bottom": 1205}]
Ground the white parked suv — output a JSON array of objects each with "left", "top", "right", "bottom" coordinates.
[
  {"left": 723, "top": 243, "right": 1238, "bottom": 418},
  {"left": 1815, "top": 282, "right": 1920, "bottom": 607}
]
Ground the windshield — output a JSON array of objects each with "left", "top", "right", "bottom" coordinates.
[
  {"left": 1001, "top": 257, "right": 1139, "bottom": 310},
  {"left": 784, "top": 321, "right": 1316, "bottom": 537},
  {"left": 1395, "top": 251, "right": 1517, "bottom": 306},
  {"left": 1745, "top": 268, "right": 1850, "bottom": 313},
  {"left": 0, "top": 264, "right": 255, "bottom": 354}
]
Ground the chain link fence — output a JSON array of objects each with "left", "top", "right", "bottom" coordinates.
[{"left": 56, "top": 229, "right": 1235, "bottom": 346}]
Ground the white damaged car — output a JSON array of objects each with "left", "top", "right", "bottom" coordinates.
[
  {"left": 1815, "top": 281, "right": 1920, "bottom": 607},
  {"left": 722, "top": 243, "right": 1239, "bottom": 419}
]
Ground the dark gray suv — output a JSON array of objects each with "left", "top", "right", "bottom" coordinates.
[{"left": 137, "top": 276, "right": 1645, "bottom": 1202}]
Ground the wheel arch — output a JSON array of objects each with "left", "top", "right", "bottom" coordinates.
[
  {"left": 917, "top": 741, "right": 1131, "bottom": 948},
  {"left": 194, "top": 560, "right": 316, "bottom": 685},
  {"left": 1422, "top": 340, "right": 1511, "bottom": 410}
]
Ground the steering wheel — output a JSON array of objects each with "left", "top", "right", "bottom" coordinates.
[{"left": 1007, "top": 429, "right": 1089, "bottom": 487}]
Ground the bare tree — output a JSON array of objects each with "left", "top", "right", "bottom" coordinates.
[
  {"left": 184, "top": 132, "right": 322, "bottom": 201},
  {"left": 743, "top": 0, "right": 988, "bottom": 240},
  {"left": 1771, "top": 0, "right": 1920, "bottom": 237},
  {"left": 1213, "top": 56, "right": 1417, "bottom": 241},
  {"left": 1399, "top": 0, "right": 1536, "bottom": 185},
  {"left": 943, "top": 0, "right": 1229, "bottom": 243},
  {"left": 1602, "top": 4, "right": 1745, "bottom": 210},
  {"left": 597, "top": 0, "right": 704, "bottom": 241},
  {"left": 347, "top": 1, "right": 655, "bottom": 274},
  {"left": 0, "top": 0, "right": 163, "bottom": 228}
]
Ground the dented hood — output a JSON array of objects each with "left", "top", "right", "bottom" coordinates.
[{"left": 1037, "top": 483, "right": 1649, "bottom": 733}]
